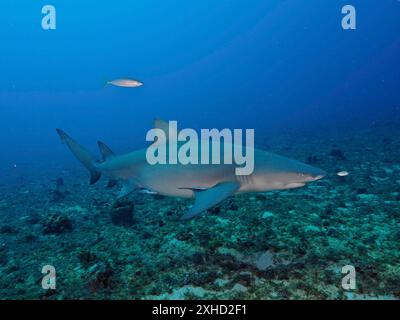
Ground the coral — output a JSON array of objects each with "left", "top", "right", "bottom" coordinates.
[
  {"left": 0, "top": 225, "right": 19, "bottom": 234},
  {"left": 110, "top": 201, "right": 134, "bottom": 226},
  {"left": 42, "top": 213, "right": 73, "bottom": 234},
  {"left": 88, "top": 263, "right": 115, "bottom": 293},
  {"left": 77, "top": 250, "right": 97, "bottom": 267}
]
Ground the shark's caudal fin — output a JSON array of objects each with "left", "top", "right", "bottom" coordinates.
[{"left": 56, "top": 129, "right": 101, "bottom": 185}]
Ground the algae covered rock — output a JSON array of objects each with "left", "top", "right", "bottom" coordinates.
[
  {"left": 0, "top": 225, "right": 19, "bottom": 234},
  {"left": 110, "top": 200, "right": 134, "bottom": 226},
  {"left": 51, "top": 177, "right": 69, "bottom": 202},
  {"left": 42, "top": 212, "right": 73, "bottom": 234},
  {"left": 255, "top": 251, "right": 274, "bottom": 271},
  {"left": 77, "top": 250, "right": 97, "bottom": 267},
  {"left": 88, "top": 263, "right": 115, "bottom": 293}
]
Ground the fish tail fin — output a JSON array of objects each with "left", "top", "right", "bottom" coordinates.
[{"left": 56, "top": 129, "right": 101, "bottom": 185}]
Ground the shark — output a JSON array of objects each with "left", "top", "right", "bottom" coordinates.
[{"left": 56, "top": 120, "right": 326, "bottom": 219}]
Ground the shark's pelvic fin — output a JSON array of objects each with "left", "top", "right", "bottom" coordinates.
[
  {"left": 97, "top": 141, "right": 115, "bottom": 161},
  {"left": 56, "top": 129, "right": 101, "bottom": 185},
  {"left": 180, "top": 182, "right": 240, "bottom": 220}
]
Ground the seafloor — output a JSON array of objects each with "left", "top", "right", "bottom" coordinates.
[{"left": 1, "top": 121, "right": 400, "bottom": 300}]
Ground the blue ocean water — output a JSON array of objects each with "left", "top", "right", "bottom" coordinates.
[{"left": 0, "top": 0, "right": 400, "bottom": 299}]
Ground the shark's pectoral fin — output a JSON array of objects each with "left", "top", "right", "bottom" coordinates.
[
  {"left": 117, "top": 180, "right": 139, "bottom": 199},
  {"left": 180, "top": 182, "right": 240, "bottom": 220}
]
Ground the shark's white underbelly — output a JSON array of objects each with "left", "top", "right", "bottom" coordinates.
[{"left": 137, "top": 163, "right": 237, "bottom": 198}]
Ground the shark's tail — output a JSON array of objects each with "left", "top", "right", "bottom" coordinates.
[{"left": 56, "top": 129, "right": 101, "bottom": 184}]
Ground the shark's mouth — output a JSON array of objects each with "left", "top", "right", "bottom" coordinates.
[{"left": 313, "top": 175, "right": 325, "bottom": 181}]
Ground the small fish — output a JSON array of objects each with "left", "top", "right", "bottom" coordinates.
[
  {"left": 337, "top": 171, "right": 349, "bottom": 177},
  {"left": 105, "top": 79, "right": 143, "bottom": 88}
]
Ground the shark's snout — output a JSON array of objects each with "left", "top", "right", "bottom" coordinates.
[
  {"left": 313, "top": 172, "right": 326, "bottom": 181},
  {"left": 291, "top": 163, "right": 326, "bottom": 183},
  {"left": 305, "top": 168, "right": 326, "bottom": 182}
]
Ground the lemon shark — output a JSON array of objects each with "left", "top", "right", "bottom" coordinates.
[{"left": 56, "top": 121, "right": 325, "bottom": 219}]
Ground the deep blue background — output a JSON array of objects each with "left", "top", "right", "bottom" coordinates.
[{"left": 0, "top": 0, "right": 399, "bottom": 169}]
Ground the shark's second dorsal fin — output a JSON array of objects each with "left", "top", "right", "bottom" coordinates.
[
  {"left": 97, "top": 141, "right": 117, "bottom": 188},
  {"left": 97, "top": 141, "right": 115, "bottom": 161}
]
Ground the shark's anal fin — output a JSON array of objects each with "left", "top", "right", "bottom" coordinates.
[
  {"left": 180, "top": 182, "right": 240, "bottom": 220},
  {"left": 117, "top": 180, "right": 138, "bottom": 199}
]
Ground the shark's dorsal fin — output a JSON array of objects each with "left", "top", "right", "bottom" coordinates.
[
  {"left": 180, "top": 182, "right": 240, "bottom": 220},
  {"left": 97, "top": 141, "right": 115, "bottom": 161},
  {"left": 154, "top": 118, "right": 178, "bottom": 142}
]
